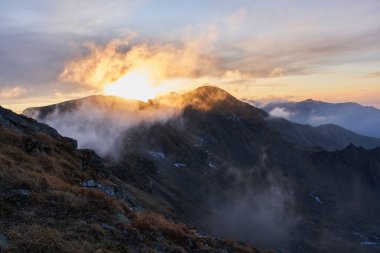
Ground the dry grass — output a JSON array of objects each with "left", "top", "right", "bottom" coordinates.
[{"left": 0, "top": 126, "right": 265, "bottom": 253}]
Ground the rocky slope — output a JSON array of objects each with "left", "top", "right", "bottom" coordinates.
[
  {"left": 0, "top": 105, "right": 265, "bottom": 253},
  {"left": 24, "top": 86, "right": 380, "bottom": 252}
]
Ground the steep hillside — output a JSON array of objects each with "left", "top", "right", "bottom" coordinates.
[
  {"left": 23, "top": 87, "right": 380, "bottom": 253},
  {"left": 0, "top": 105, "right": 265, "bottom": 253}
]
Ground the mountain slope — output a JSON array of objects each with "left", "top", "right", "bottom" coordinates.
[
  {"left": 0, "top": 105, "right": 265, "bottom": 253},
  {"left": 261, "top": 99, "right": 380, "bottom": 138},
  {"left": 24, "top": 86, "right": 380, "bottom": 253},
  {"left": 266, "top": 117, "right": 380, "bottom": 151}
]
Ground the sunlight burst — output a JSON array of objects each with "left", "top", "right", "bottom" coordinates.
[{"left": 103, "top": 68, "right": 158, "bottom": 101}]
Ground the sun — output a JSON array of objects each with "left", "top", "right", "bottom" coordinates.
[{"left": 103, "top": 68, "right": 158, "bottom": 101}]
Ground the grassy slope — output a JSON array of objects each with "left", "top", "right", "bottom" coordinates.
[{"left": 0, "top": 125, "right": 266, "bottom": 253}]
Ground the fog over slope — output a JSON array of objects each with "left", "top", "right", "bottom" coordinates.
[{"left": 24, "top": 95, "right": 182, "bottom": 159}]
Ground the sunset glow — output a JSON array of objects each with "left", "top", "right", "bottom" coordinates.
[
  {"left": 103, "top": 68, "right": 158, "bottom": 101},
  {"left": 0, "top": 1, "right": 380, "bottom": 110}
]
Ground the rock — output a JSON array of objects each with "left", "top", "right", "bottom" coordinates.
[
  {"left": 23, "top": 137, "right": 51, "bottom": 154},
  {"left": 10, "top": 189, "right": 32, "bottom": 197},
  {"left": 115, "top": 213, "right": 132, "bottom": 224},
  {"left": 63, "top": 137, "right": 78, "bottom": 150},
  {"left": 0, "top": 234, "right": 10, "bottom": 250},
  {"left": 78, "top": 149, "right": 105, "bottom": 172},
  {"left": 101, "top": 223, "right": 115, "bottom": 230},
  {"left": 0, "top": 106, "right": 59, "bottom": 137},
  {"left": 153, "top": 242, "right": 167, "bottom": 252},
  {"left": 81, "top": 179, "right": 97, "bottom": 188},
  {"left": 115, "top": 187, "right": 144, "bottom": 211},
  {"left": 81, "top": 179, "right": 115, "bottom": 197}
]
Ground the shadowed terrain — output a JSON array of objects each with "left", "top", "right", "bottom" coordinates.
[
  {"left": 24, "top": 86, "right": 380, "bottom": 252},
  {"left": 0, "top": 105, "right": 265, "bottom": 253}
]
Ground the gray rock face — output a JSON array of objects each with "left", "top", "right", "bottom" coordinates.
[
  {"left": 0, "top": 106, "right": 59, "bottom": 137},
  {"left": 81, "top": 179, "right": 115, "bottom": 197},
  {"left": 10, "top": 189, "right": 32, "bottom": 197},
  {"left": 0, "top": 234, "right": 10, "bottom": 250}
]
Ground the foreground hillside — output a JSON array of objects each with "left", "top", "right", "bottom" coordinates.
[
  {"left": 0, "top": 106, "right": 265, "bottom": 253},
  {"left": 24, "top": 86, "right": 380, "bottom": 253}
]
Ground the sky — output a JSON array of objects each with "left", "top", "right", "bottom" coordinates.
[{"left": 1, "top": 0, "right": 380, "bottom": 112}]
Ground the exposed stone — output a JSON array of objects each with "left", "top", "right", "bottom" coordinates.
[
  {"left": 101, "top": 223, "right": 115, "bottom": 230},
  {"left": 10, "top": 189, "right": 32, "bottom": 197},
  {"left": 23, "top": 137, "right": 52, "bottom": 154},
  {"left": 115, "top": 187, "right": 144, "bottom": 211},
  {"left": 115, "top": 213, "right": 132, "bottom": 224},
  {"left": 81, "top": 179, "right": 115, "bottom": 197},
  {"left": 0, "top": 234, "right": 10, "bottom": 250},
  {"left": 0, "top": 106, "right": 59, "bottom": 137},
  {"left": 153, "top": 242, "right": 167, "bottom": 252}
]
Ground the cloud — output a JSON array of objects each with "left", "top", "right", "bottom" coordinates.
[
  {"left": 269, "top": 67, "right": 285, "bottom": 77},
  {"left": 0, "top": 0, "right": 143, "bottom": 35},
  {"left": 363, "top": 71, "right": 380, "bottom": 78},
  {"left": 225, "top": 27, "right": 380, "bottom": 77},
  {"left": 60, "top": 36, "right": 217, "bottom": 89},
  {"left": 58, "top": 26, "right": 259, "bottom": 98},
  {"left": 25, "top": 97, "right": 182, "bottom": 159},
  {"left": 203, "top": 149, "right": 300, "bottom": 249},
  {"left": 0, "top": 86, "right": 27, "bottom": 99},
  {"left": 269, "top": 107, "right": 292, "bottom": 119}
]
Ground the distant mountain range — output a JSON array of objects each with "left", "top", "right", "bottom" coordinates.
[
  {"left": 23, "top": 86, "right": 380, "bottom": 253},
  {"left": 24, "top": 94, "right": 380, "bottom": 152},
  {"left": 256, "top": 99, "right": 380, "bottom": 138}
]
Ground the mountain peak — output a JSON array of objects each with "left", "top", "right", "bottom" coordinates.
[
  {"left": 301, "top": 99, "right": 322, "bottom": 103},
  {"left": 181, "top": 86, "right": 237, "bottom": 110}
]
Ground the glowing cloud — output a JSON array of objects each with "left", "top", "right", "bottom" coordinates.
[
  {"left": 0, "top": 86, "right": 27, "bottom": 99},
  {"left": 59, "top": 31, "right": 222, "bottom": 100}
]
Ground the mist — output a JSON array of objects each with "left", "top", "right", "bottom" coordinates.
[
  {"left": 263, "top": 102, "right": 380, "bottom": 138},
  {"left": 202, "top": 150, "right": 300, "bottom": 250},
  {"left": 25, "top": 96, "right": 182, "bottom": 159}
]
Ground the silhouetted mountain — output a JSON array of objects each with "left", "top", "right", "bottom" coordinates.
[
  {"left": 260, "top": 99, "right": 380, "bottom": 138},
  {"left": 0, "top": 105, "right": 265, "bottom": 253},
  {"left": 24, "top": 86, "right": 380, "bottom": 253},
  {"left": 266, "top": 118, "right": 380, "bottom": 151}
]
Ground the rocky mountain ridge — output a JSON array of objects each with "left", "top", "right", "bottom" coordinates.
[{"left": 22, "top": 86, "right": 380, "bottom": 252}]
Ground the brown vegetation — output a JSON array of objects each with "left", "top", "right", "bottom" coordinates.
[{"left": 0, "top": 125, "right": 266, "bottom": 253}]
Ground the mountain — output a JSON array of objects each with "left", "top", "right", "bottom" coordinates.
[
  {"left": 260, "top": 99, "right": 380, "bottom": 138},
  {"left": 24, "top": 89, "right": 380, "bottom": 153},
  {"left": 266, "top": 118, "right": 380, "bottom": 151},
  {"left": 24, "top": 86, "right": 380, "bottom": 253},
  {"left": 0, "top": 105, "right": 265, "bottom": 253}
]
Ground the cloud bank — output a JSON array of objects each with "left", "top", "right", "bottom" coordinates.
[{"left": 0, "top": 86, "right": 26, "bottom": 99}]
